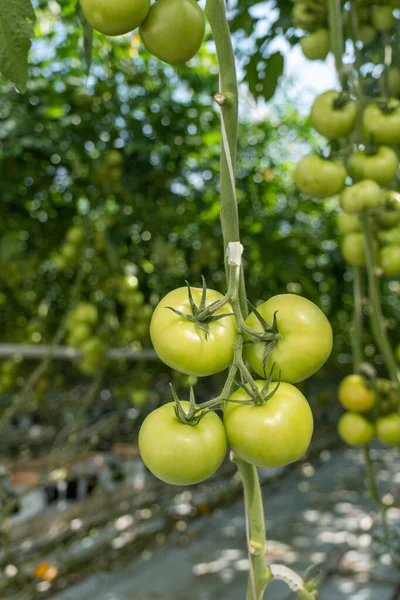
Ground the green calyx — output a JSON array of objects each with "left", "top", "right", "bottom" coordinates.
[
  {"left": 166, "top": 275, "right": 233, "bottom": 339},
  {"left": 235, "top": 365, "right": 281, "bottom": 406},
  {"left": 170, "top": 384, "right": 209, "bottom": 426},
  {"left": 332, "top": 92, "right": 352, "bottom": 110},
  {"left": 244, "top": 302, "right": 281, "bottom": 378}
]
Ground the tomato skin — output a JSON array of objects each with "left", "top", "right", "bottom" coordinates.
[
  {"left": 376, "top": 414, "right": 400, "bottom": 446},
  {"left": 337, "top": 213, "right": 361, "bottom": 234},
  {"left": 310, "top": 91, "right": 357, "bottom": 139},
  {"left": 349, "top": 146, "right": 399, "bottom": 186},
  {"left": 224, "top": 381, "right": 314, "bottom": 469},
  {"left": 150, "top": 287, "right": 236, "bottom": 377},
  {"left": 338, "top": 374, "right": 376, "bottom": 412},
  {"left": 338, "top": 413, "right": 374, "bottom": 446},
  {"left": 244, "top": 294, "right": 333, "bottom": 383},
  {"left": 362, "top": 100, "right": 400, "bottom": 146},
  {"left": 340, "top": 180, "right": 381, "bottom": 214},
  {"left": 371, "top": 5, "right": 394, "bottom": 31},
  {"left": 295, "top": 155, "right": 347, "bottom": 198},
  {"left": 377, "top": 227, "right": 400, "bottom": 245},
  {"left": 300, "top": 29, "right": 330, "bottom": 61},
  {"left": 341, "top": 233, "right": 365, "bottom": 266},
  {"left": 358, "top": 24, "right": 377, "bottom": 45},
  {"left": 81, "top": 0, "right": 150, "bottom": 36},
  {"left": 139, "top": 402, "right": 227, "bottom": 485},
  {"left": 380, "top": 244, "right": 400, "bottom": 275},
  {"left": 140, "top": 0, "right": 205, "bottom": 65}
]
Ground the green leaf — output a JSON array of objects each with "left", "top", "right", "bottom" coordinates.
[
  {"left": 0, "top": 0, "right": 35, "bottom": 92},
  {"left": 244, "top": 51, "right": 284, "bottom": 102}
]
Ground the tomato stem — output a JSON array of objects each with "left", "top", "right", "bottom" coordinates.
[{"left": 351, "top": 267, "right": 364, "bottom": 374}]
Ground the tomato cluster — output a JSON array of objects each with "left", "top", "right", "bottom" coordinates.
[
  {"left": 337, "top": 374, "right": 400, "bottom": 447},
  {"left": 80, "top": 0, "right": 205, "bottom": 65},
  {"left": 139, "top": 283, "right": 333, "bottom": 485}
]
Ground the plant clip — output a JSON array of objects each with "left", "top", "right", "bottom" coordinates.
[
  {"left": 170, "top": 383, "right": 205, "bottom": 426},
  {"left": 166, "top": 275, "right": 233, "bottom": 340}
]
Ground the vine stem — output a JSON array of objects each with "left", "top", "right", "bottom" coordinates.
[
  {"left": 352, "top": 267, "right": 364, "bottom": 374},
  {"left": 358, "top": 214, "right": 400, "bottom": 397},
  {"left": 328, "top": 0, "right": 345, "bottom": 86}
]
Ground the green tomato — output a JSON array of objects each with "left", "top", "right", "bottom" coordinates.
[
  {"left": 338, "top": 374, "right": 376, "bottom": 412},
  {"left": 61, "top": 243, "right": 79, "bottom": 261},
  {"left": 337, "top": 213, "right": 361, "bottom": 234},
  {"left": 371, "top": 5, "right": 394, "bottom": 31},
  {"left": 380, "top": 244, "right": 400, "bottom": 275},
  {"left": 340, "top": 180, "right": 382, "bottom": 214},
  {"left": 53, "top": 254, "right": 68, "bottom": 271},
  {"left": 385, "top": 68, "right": 400, "bottom": 98},
  {"left": 80, "top": 0, "right": 150, "bottom": 36},
  {"left": 67, "top": 323, "right": 92, "bottom": 348},
  {"left": 349, "top": 146, "right": 399, "bottom": 186},
  {"left": 131, "top": 390, "right": 148, "bottom": 408},
  {"left": 377, "top": 227, "right": 400, "bottom": 245},
  {"left": 244, "top": 294, "right": 333, "bottom": 383},
  {"left": 376, "top": 414, "right": 400, "bottom": 445},
  {"left": 150, "top": 287, "right": 236, "bottom": 377},
  {"left": 224, "top": 381, "right": 313, "bottom": 468},
  {"left": 338, "top": 413, "right": 374, "bottom": 446},
  {"left": 72, "top": 303, "right": 98, "bottom": 326},
  {"left": 66, "top": 226, "right": 85, "bottom": 245},
  {"left": 377, "top": 211, "right": 400, "bottom": 229},
  {"left": 295, "top": 155, "right": 347, "bottom": 198},
  {"left": 140, "top": 0, "right": 205, "bottom": 65},
  {"left": 358, "top": 24, "right": 377, "bottom": 45},
  {"left": 300, "top": 29, "right": 330, "bottom": 60},
  {"left": 362, "top": 99, "right": 400, "bottom": 146},
  {"left": 139, "top": 401, "right": 227, "bottom": 485},
  {"left": 310, "top": 91, "right": 357, "bottom": 139},
  {"left": 80, "top": 338, "right": 106, "bottom": 374},
  {"left": 341, "top": 233, "right": 365, "bottom": 266}
]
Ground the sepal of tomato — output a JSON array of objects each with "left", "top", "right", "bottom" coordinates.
[{"left": 224, "top": 381, "right": 314, "bottom": 469}]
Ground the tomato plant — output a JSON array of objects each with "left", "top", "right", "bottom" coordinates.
[
  {"left": 310, "top": 91, "right": 357, "bottom": 139},
  {"left": 295, "top": 155, "right": 347, "bottom": 198},
  {"left": 224, "top": 381, "right": 313, "bottom": 468},
  {"left": 80, "top": 0, "right": 150, "bottom": 36},
  {"left": 338, "top": 413, "right": 375, "bottom": 446},
  {"left": 150, "top": 286, "right": 236, "bottom": 377},
  {"left": 140, "top": 0, "right": 205, "bottom": 65},
  {"left": 244, "top": 294, "right": 333, "bottom": 383},
  {"left": 139, "top": 401, "right": 227, "bottom": 485},
  {"left": 338, "top": 374, "right": 376, "bottom": 412}
]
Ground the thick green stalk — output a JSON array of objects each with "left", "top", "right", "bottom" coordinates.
[
  {"left": 328, "top": 0, "right": 345, "bottom": 85},
  {"left": 205, "top": 0, "right": 246, "bottom": 316},
  {"left": 352, "top": 267, "right": 364, "bottom": 373},
  {"left": 359, "top": 214, "right": 400, "bottom": 395},
  {"left": 235, "top": 458, "right": 271, "bottom": 600}
]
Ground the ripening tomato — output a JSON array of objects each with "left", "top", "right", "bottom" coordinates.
[
  {"left": 338, "top": 374, "right": 376, "bottom": 412},
  {"left": 371, "top": 5, "right": 394, "bottom": 31},
  {"left": 139, "top": 401, "right": 227, "bottom": 484},
  {"left": 244, "top": 294, "right": 333, "bottom": 383},
  {"left": 362, "top": 99, "right": 400, "bottom": 146},
  {"left": 140, "top": 0, "right": 205, "bottom": 65},
  {"left": 338, "top": 413, "right": 374, "bottom": 446},
  {"left": 380, "top": 244, "right": 400, "bottom": 275},
  {"left": 224, "top": 381, "right": 314, "bottom": 468},
  {"left": 349, "top": 146, "right": 399, "bottom": 186},
  {"left": 295, "top": 155, "right": 347, "bottom": 198},
  {"left": 376, "top": 414, "right": 400, "bottom": 446},
  {"left": 340, "top": 180, "right": 381, "bottom": 214},
  {"left": 80, "top": 0, "right": 150, "bottom": 36},
  {"left": 341, "top": 233, "right": 365, "bottom": 266},
  {"left": 300, "top": 29, "right": 330, "bottom": 61},
  {"left": 358, "top": 24, "right": 377, "bottom": 45},
  {"left": 150, "top": 287, "right": 236, "bottom": 377},
  {"left": 337, "top": 213, "right": 361, "bottom": 234},
  {"left": 310, "top": 91, "right": 357, "bottom": 139}
]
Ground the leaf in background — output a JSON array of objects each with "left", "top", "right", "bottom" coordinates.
[
  {"left": 76, "top": 1, "right": 93, "bottom": 74},
  {"left": 244, "top": 51, "right": 285, "bottom": 102},
  {"left": 0, "top": 0, "right": 35, "bottom": 93}
]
